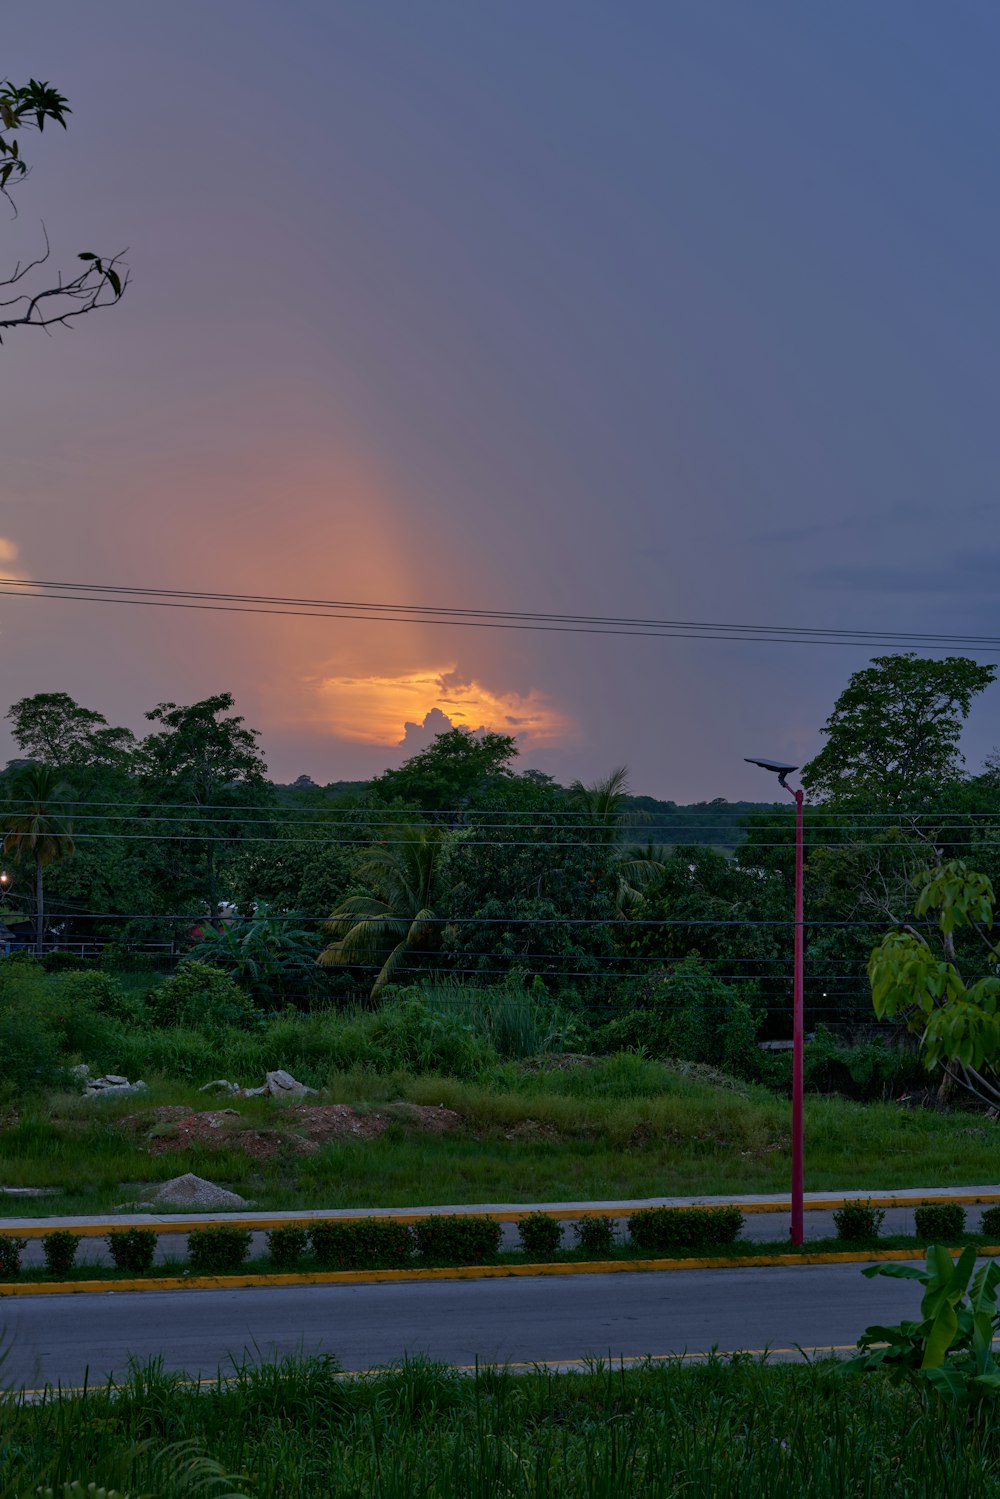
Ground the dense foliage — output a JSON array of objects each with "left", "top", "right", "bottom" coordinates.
[{"left": 1, "top": 651, "right": 1000, "bottom": 1095}]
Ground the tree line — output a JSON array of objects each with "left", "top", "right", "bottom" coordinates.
[{"left": 1, "top": 655, "right": 999, "bottom": 1069}]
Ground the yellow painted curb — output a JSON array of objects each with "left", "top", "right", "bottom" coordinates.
[
  {"left": 4, "top": 1193, "right": 1000, "bottom": 1238},
  {"left": 3, "top": 1244, "right": 998, "bottom": 1297}
]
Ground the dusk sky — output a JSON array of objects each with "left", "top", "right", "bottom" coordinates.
[{"left": 3, "top": 2, "right": 999, "bottom": 797}]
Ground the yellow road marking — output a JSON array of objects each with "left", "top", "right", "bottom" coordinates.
[{"left": 2, "top": 1244, "right": 998, "bottom": 1297}]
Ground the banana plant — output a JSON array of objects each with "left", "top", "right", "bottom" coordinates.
[{"left": 844, "top": 1245, "right": 1000, "bottom": 1404}]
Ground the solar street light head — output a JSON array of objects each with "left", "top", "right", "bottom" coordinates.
[{"left": 745, "top": 757, "right": 799, "bottom": 788}]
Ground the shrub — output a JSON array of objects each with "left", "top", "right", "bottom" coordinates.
[
  {"left": 598, "top": 961, "right": 762, "bottom": 1081},
  {"left": 832, "top": 1201, "right": 886, "bottom": 1242},
  {"left": 150, "top": 962, "right": 258, "bottom": 1033},
  {"left": 981, "top": 1205, "right": 1000, "bottom": 1241},
  {"left": 627, "top": 1206, "right": 744, "bottom": 1253},
  {"left": 914, "top": 1202, "right": 966, "bottom": 1242},
  {"left": 0, "top": 1010, "right": 63, "bottom": 1094},
  {"left": 517, "top": 1214, "right": 563, "bottom": 1258},
  {"left": 267, "top": 1225, "right": 309, "bottom": 1270},
  {"left": 574, "top": 1216, "right": 616, "bottom": 1255},
  {"left": 105, "top": 1228, "right": 157, "bottom": 1273},
  {"left": 309, "top": 1219, "right": 414, "bottom": 1270},
  {"left": 42, "top": 1231, "right": 82, "bottom": 1275},
  {"left": 58, "top": 971, "right": 143, "bottom": 1024},
  {"left": 0, "top": 1235, "right": 26, "bottom": 1278},
  {"left": 187, "top": 1226, "right": 252, "bottom": 1274},
  {"left": 414, "top": 1215, "right": 502, "bottom": 1264},
  {"left": 40, "top": 950, "right": 92, "bottom": 973}
]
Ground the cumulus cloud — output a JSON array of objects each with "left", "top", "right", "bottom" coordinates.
[{"left": 313, "top": 662, "right": 572, "bottom": 748}]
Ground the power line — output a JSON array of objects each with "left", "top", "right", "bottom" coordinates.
[{"left": 2, "top": 576, "right": 1000, "bottom": 652}]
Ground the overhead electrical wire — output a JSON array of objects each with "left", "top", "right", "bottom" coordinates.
[{"left": 2, "top": 576, "right": 1000, "bottom": 651}]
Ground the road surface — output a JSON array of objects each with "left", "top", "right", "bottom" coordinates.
[{"left": 1, "top": 1261, "right": 916, "bottom": 1389}]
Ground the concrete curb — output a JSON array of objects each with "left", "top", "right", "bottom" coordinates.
[
  {"left": 3, "top": 1190, "right": 1000, "bottom": 1238},
  {"left": 2, "top": 1243, "right": 996, "bottom": 1297}
]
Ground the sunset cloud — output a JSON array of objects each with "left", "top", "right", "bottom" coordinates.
[{"left": 313, "top": 663, "right": 571, "bottom": 748}]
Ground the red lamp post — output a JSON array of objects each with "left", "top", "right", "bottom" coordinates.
[{"left": 746, "top": 757, "right": 805, "bottom": 1247}]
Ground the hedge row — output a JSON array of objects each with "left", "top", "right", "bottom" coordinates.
[
  {"left": 1, "top": 1202, "right": 996, "bottom": 1278},
  {"left": 0, "top": 1207, "right": 755, "bottom": 1279}
]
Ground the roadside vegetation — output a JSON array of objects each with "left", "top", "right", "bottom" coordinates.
[
  {"left": 0, "top": 962, "right": 993, "bottom": 1214},
  {"left": 5, "top": 1351, "right": 1000, "bottom": 1497}
]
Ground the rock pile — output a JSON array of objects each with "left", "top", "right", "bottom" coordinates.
[
  {"left": 142, "top": 1173, "right": 248, "bottom": 1210},
  {"left": 75, "top": 1065, "right": 148, "bottom": 1099},
  {"left": 199, "top": 1069, "right": 317, "bottom": 1099}
]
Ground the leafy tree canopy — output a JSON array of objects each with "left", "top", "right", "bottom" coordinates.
[
  {"left": 802, "top": 654, "right": 996, "bottom": 806},
  {"left": 372, "top": 728, "right": 518, "bottom": 813},
  {"left": 139, "top": 693, "right": 268, "bottom": 803},
  {"left": 0, "top": 76, "right": 127, "bottom": 336},
  {"left": 6, "top": 692, "right": 135, "bottom": 772}
]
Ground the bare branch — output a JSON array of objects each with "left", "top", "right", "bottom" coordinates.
[{"left": 0, "top": 237, "right": 129, "bottom": 338}]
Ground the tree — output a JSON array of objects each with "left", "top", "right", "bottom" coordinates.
[
  {"left": 6, "top": 692, "right": 135, "bottom": 771},
  {"left": 868, "top": 860, "right": 1000, "bottom": 1108},
  {"left": 0, "top": 77, "right": 127, "bottom": 337},
  {"left": 318, "top": 825, "right": 452, "bottom": 997},
  {"left": 372, "top": 728, "right": 518, "bottom": 815},
  {"left": 570, "top": 766, "right": 632, "bottom": 844},
  {"left": 802, "top": 654, "right": 996, "bottom": 806},
  {"left": 2, "top": 763, "right": 74, "bottom": 954},
  {"left": 138, "top": 694, "right": 271, "bottom": 919}
]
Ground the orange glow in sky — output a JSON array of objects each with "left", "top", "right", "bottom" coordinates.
[{"left": 314, "top": 663, "right": 572, "bottom": 747}]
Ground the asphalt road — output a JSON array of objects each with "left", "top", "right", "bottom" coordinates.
[{"left": 1, "top": 1262, "right": 917, "bottom": 1390}]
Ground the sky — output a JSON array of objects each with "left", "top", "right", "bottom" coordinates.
[{"left": 2, "top": 1, "right": 999, "bottom": 797}]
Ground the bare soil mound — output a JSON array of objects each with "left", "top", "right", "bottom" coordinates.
[{"left": 131, "top": 1102, "right": 464, "bottom": 1159}]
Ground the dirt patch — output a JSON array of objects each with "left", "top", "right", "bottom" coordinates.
[
  {"left": 130, "top": 1102, "right": 464, "bottom": 1160},
  {"left": 504, "top": 1118, "right": 561, "bottom": 1143},
  {"left": 287, "top": 1102, "right": 463, "bottom": 1144},
  {"left": 146, "top": 1110, "right": 288, "bottom": 1162}
]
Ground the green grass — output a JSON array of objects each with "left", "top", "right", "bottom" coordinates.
[
  {"left": 3, "top": 1352, "right": 1000, "bottom": 1496},
  {"left": 0, "top": 1064, "right": 996, "bottom": 1217}
]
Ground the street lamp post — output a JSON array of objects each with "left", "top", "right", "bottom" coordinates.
[{"left": 745, "top": 757, "right": 805, "bottom": 1247}]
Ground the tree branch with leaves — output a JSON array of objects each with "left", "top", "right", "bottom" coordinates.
[
  {"left": 0, "top": 76, "right": 127, "bottom": 337},
  {"left": 869, "top": 860, "right": 1000, "bottom": 1108}
]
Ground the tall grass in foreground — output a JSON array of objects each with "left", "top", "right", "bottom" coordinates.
[{"left": 4, "top": 1353, "right": 1000, "bottom": 1496}]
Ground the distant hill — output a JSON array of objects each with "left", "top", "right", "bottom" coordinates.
[{"left": 622, "top": 796, "right": 780, "bottom": 849}]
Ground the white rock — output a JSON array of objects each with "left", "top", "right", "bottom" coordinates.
[
  {"left": 263, "top": 1069, "right": 316, "bottom": 1097},
  {"left": 147, "top": 1173, "right": 248, "bottom": 1209},
  {"left": 199, "top": 1079, "right": 240, "bottom": 1094}
]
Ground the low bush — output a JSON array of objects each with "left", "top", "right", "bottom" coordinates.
[
  {"left": 40, "top": 951, "right": 92, "bottom": 973},
  {"left": 574, "top": 1215, "right": 617, "bottom": 1255},
  {"left": 309, "top": 1219, "right": 414, "bottom": 1270},
  {"left": 105, "top": 1228, "right": 157, "bottom": 1273},
  {"left": 267, "top": 1225, "right": 309, "bottom": 1270},
  {"left": 0, "top": 1009, "right": 64, "bottom": 1094},
  {"left": 517, "top": 1214, "right": 563, "bottom": 1258},
  {"left": 981, "top": 1206, "right": 1000, "bottom": 1240},
  {"left": 149, "top": 962, "right": 258, "bottom": 1034},
  {"left": 0, "top": 1235, "right": 26, "bottom": 1278},
  {"left": 833, "top": 1200, "right": 886, "bottom": 1242},
  {"left": 42, "top": 1231, "right": 82, "bottom": 1275},
  {"left": 627, "top": 1206, "right": 744, "bottom": 1252},
  {"left": 914, "top": 1202, "right": 966, "bottom": 1242},
  {"left": 187, "top": 1226, "right": 252, "bottom": 1274},
  {"left": 414, "top": 1214, "right": 502, "bottom": 1264}
]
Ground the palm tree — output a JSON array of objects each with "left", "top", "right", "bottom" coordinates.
[
  {"left": 570, "top": 765, "right": 633, "bottom": 843},
  {"left": 2, "top": 764, "right": 75, "bottom": 956},
  {"left": 318, "top": 825, "right": 451, "bottom": 998}
]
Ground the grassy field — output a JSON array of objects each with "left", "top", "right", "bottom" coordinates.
[
  {"left": 3, "top": 1351, "right": 1000, "bottom": 1497},
  {"left": 0, "top": 1058, "right": 996, "bottom": 1216}
]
